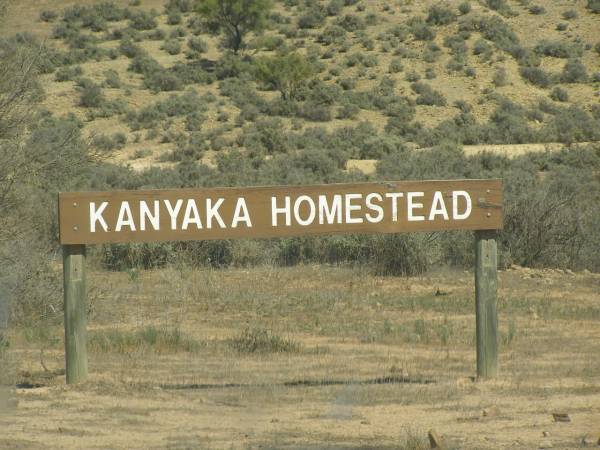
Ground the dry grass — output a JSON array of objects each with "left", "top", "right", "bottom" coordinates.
[{"left": 1, "top": 264, "right": 600, "bottom": 448}]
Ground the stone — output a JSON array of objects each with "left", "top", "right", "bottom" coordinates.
[
  {"left": 539, "top": 440, "right": 553, "bottom": 449},
  {"left": 552, "top": 412, "right": 571, "bottom": 422},
  {"left": 482, "top": 406, "right": 500, "bottom": 418},
  {"left": 428, "top": 429, "right": 445, "bottom": 449},
  {"left": 580, "top": 434, "right": 600, "bottom": 446}
]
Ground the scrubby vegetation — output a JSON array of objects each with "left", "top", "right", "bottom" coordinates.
[{"left": 1, "top": 0, "right": 600, "bottom": 326}]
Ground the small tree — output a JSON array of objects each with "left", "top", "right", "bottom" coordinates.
[
  {"left": 254, "top": 52, "right": 315, "bottom": 101},
  {"left": 195, "top": 0, "right": 272, "bottom": 53}
]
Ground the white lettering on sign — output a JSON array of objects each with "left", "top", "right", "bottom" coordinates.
[
  {"left": 453, "top": 191, "right": 472, "bottom": 220},
  {"left": 165, "top": 199, "right": 183, "bottom": 230},
  {"left": 231, "top": 198, "right": 252, "bottom": 228},
  {"left": 86, "top": 191, "right": 474, "bottom": 234},
  {"left": 385, "top": 192, "right": 404, "bottom": 222},
  {"left": 140, "top": 200, "right": 160, "bottom": 231},
  {"left": 318, "top": 194, "right": 342, "bottom": 225},
  {"left": 365, "top": 193, "right": 384, "bottom": 224},
  {"left": 272, "top": 196, "right": 291, "bottom": 227},
  {"left": 182, "top": 199, "right": 202, "bottom": 230},
  {"left": 407, "top": 192, "right": 425, "bottom": 222},
  {"left": 115, "top": 201, "right": 136, "bottom": 231},
  {"left": 429, "top": 191, "right": 449, "bottom": 221},
  {"left": 206, "top": 198, "right": 226, "bottom": 229},
  {"left": 294, "top": 195, "right": 316, "bottom": 226},
  {"left": 345, "top": 193, "right": 363, "bottom": 224},
  {"left": 90, "top": 202, "right": 108, "bottom": 232}
]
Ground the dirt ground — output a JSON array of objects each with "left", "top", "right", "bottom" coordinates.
[{"left": 1, "top": 264, "right": 600, "bottom": 449}]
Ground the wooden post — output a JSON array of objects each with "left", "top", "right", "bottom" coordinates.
[
  {"left": 475, "top": 230, "right": 498, "bottom": 379},
  {"left": 63, "top": 244, "right": 88, "bottom": 384}
]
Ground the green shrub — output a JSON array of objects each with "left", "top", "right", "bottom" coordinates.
[
  {"left": 337, "top": 102, "right": 360, "bottom": 119},
  {"left": 301, "top": 102, "right": 332, "bottom": 122},
  {"left": 298, "top": 9, "right": 326, "bottom": 29},
  {"left": 560, "top": 58, "right": 588, "bottom": 83},
  {"left": 493, "top": 67, "right": 508, "bottom": 86},
  {"left": 54, "top": 65, "right": 83, "bottom": 82},
  {"left": 337, "top": 77, "right": 356, "bottom": 91},
  {"left": 128, "top": 54, "right": 162, "bottom": 74},
  {"left": 588, "top": 0, "right": 600, "bottom": 13},
  {"left": 404, "top": 71, "right": 420, "bottom": 83},
  {"left": 40, "top": 10, "right": 58, "bottom": 22},
  {"left": 254, "top": 52, "right": 316, "bottom": 101},
  {"left": 387, "top": 24, "right": 409, "bottom": 41},
  {"left": 409, "top": 20, "right": 436, "bottom": 41},
  {"left": 240, "top": 118, "right": 289, "bottom": 154},
  {"left": 165, "top": 0, "right": 194, "bottom": 13},
  {"left": 411, "top": 82, "right": 447, "bottom": 106},
  {"left": 143, "top": 28, "right": 165, "bottom": 40},
  {"left": 103, "top": 69, "right": 121, "bottom": 88},
  {"left": 389, "top": 58, "right": 403, "bottom": 73},
  {"left": 326, "top": 0, "right": 344, "bottom": 16},
  {"left": 458, "top": 2, "right": 471, "bottom": 15},
  {"left": 520, "top": 66, "right": 552, "bottom": 88},
  {"left": 534, "top": 40, "right": 582, "bottom": 58},
  {"left": 543, "top": 106, "right": 600, "bottom": 144},
  {"left": 92, "top": 132, "right": 127, "bottom": 152},
  {"left": 550, "top": 87, "right": 569, "bottom": 102},
  {"left": 426, "top": 4, "right": 456, "bottom": 25},
  {"left": 186, "top": 15, "right": 205, "bottom": 35},
  {"left": 77, "top": 78, "right": 104, "bottom": 107},
  {"left": 460, "top": 15, "right": 520, "bottom": 56},
  {"left": 169, "top": 27, "right": 187, "bottom": 39},
  {"left": 528, "top": 5, "right": 545, "bottom": 14},
  {"left": 465, "top": 66, "right": 476, "bottom": 78},
  {"left": 556, "top": 22, "right": 568, "bottom": 31},
  {"left": 503, "top": 148, "right": 600, "bottom": 269},
  {"left": 119, "top": 40, "right": 145, "bottom": 58},
  {"left": 473, "top": 39, "right": 492, "bottom": 56},
  {"left": 129, "top": 10, "right": 157, "bottom": 30},
  {"left": 167, "top": 10, "right": 182, "bottom": 25},
  {"left": 318, "top": 24, "right": 347, "bottom": 45},
  {"left": 161, "top": 39, "right": 182, "bottom": 55},
  {"left": 127, "top": 91, "right": 208, "bottom": 130},
  {"left": 186, "top": 36, "right": 208, "bottom": 57},
  {"left": 92, "top": 2, "right": 128, "bottom": 22},
  {"left": 453, "top": 100, "right": 472, "bottom": 113},
  {"left": 562, "top": 9, "right": 578, "bottom": 20},
  {"left": 334, "top": 14, "right": 365, "bottom": 31},
  {"left": 485, "top": 0, "right": 515, "bottom": 17}
]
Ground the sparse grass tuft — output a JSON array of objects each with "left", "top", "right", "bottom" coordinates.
[
  {"left": 88, "top": 325, "right": 202, "bottom": 354},
  {"left": 231, "top": 327, "right": 301, "bottom": 354}
]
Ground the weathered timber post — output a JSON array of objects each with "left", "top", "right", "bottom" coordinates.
[
  {"left": 475, "top": 230, "right": 498, "bottom": 378},
  {"left": 63, "top": 244, "right": 88, "bottom": 384}
]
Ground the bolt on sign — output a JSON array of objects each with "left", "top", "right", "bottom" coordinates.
[{"left": 58, "top": 179, "right": 502, "bottom": 244}]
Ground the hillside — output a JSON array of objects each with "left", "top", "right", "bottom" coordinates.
[{"left": 2, "top": 0, "right": 599, "bottom": 171}]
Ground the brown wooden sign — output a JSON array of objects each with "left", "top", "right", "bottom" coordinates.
[{"left": 58, "top": 179, "right": 502, "bottom": 245}]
